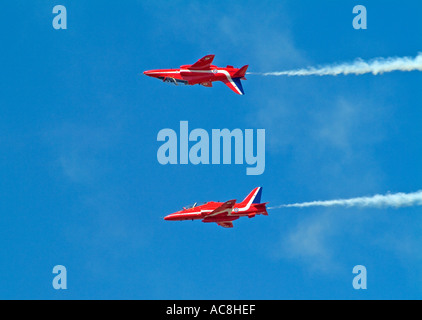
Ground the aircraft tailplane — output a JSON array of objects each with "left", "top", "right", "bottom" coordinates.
[{"left": 233, "top": 65, "right": 248, "bottom": 78}]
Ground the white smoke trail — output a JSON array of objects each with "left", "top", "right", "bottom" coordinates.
[
  {"left": 269, "top": 190, "right": 422, "bottom": 209},
  {"left": 248, "top": 53, "right": 422, "bottom": 76}
]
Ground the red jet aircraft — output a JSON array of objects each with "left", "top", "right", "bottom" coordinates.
[
  {"left": 164, "top": 187, "right": 267, "bottom": 228},
  {"left": 144, "top": 55, "right": 248, "bottom": 95}
]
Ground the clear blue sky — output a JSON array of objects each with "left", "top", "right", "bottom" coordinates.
[{"left": 1, "top": 0, "right": 421, "bottom": 299}]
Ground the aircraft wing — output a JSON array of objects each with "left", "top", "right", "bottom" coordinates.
[
  {"left": 189, "top": 55, "right": 215, "bottom": 70},
  {"left": 201, "top": 200, "right": 237, "bottom": 228},
  {"left": 206, "top": 199, "right": 236, "bottom": 218}
]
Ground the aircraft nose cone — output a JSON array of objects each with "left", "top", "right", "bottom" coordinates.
[
  {"left": 164, "top": 214, "right": 173, "bottom": 221},
  {"left": 143, "top": 70, "right": 153, "bottom": 77},
  {"left": 164, "top": 213, "right": 179, "bottom": 221}
]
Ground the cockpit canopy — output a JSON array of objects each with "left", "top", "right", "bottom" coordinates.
[
  {"left": 183, "top": 202, "right": 206, "bottom": 210},
  {"left": 161, "top": 77, "right": 188, "bottom": 86}
]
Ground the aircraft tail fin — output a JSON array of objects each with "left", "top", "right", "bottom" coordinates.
[
  {"left": 239, "top": 187, "right": 263, "bottom": 207},
  {"left": 223, "top": 77, "right": 245, "bottom": 95},
  {"left": 224, "top": 65, "right": 248, "bottom": 95}
]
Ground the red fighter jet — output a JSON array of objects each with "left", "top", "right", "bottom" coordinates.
[
  {"left": 164, "top": 187, "right": 268, "bottom": 228},
  {"left": 143, "top": 54, "right": 248, "bottom": 95}
]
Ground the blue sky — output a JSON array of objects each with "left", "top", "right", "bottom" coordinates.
[{"left": 0, "top": 0, "right": 421, "bottom": 299}]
